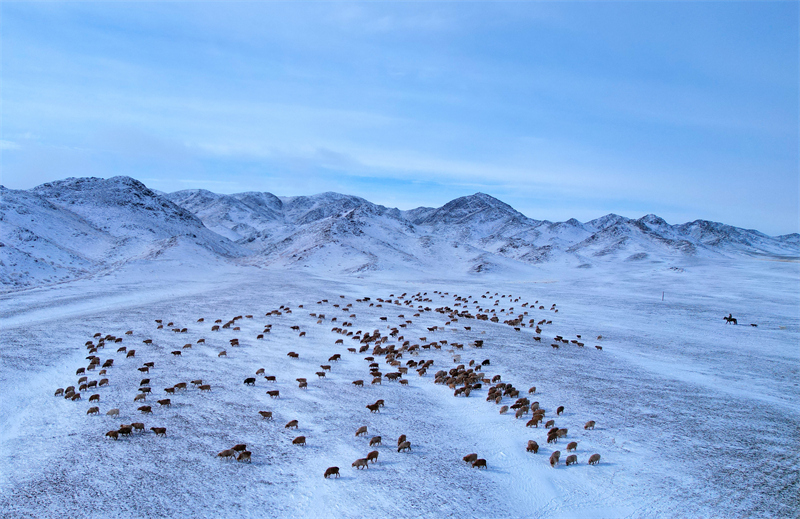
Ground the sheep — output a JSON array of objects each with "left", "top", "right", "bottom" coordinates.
[
  {"left": 567, "top": 441, "right": 578, "bottom": 452},
  {"left": 105, "top": 430, "right": 119, "bottom": 440},
  {"left": 588, "top": 453, "right": 601, "bottom": 465},
  {"left": 556, "top": 428, "right": 568, "bottom": 438},
  {"left": 256, "top": 368, "right": 265, "bottom": 375},
  {"left": 139, "top": 387, "right": 151, "bottom": 394},
  {"left": 397, "top": 441, "right": 411, "bottom": 452},
  {"left": 372, "top": 377, "right": 382, "bottom": 385},
  {"left": 89, "top": 394, "right": 100, "bottom": 402},
  {"left": 526, "top": 440, "right": 539, "bottom": 453},
  {"left": 87, "top": 380, "right": 98, "bottom": 389},
  {"left": 99, "top": 378, "right": 109, "bottom": 387},
  {"left": 87, "top": 407, "right": 99, "bottom": 415},
  {"left": 316, "top": 372, "right": 326, "bottom": 379},
  {"left": 352, "top": 458, "right": 369, "bottom": 470},
  {"left": 472, "top": 458, "right": 487, "bottom": 469},
  {"left": 244, "top": 377, "right": 256, "bottom": 386},
  {"left": 367, "top": 450, "right": 379, "bottom": 463},
  {"left": 118, "top": 425, "right": 133, "bottom": 437},
  {"left": 285, "top": 420, "right": 299, "bottom": 429},
  {"left": 190, "top": 379, "right": 203, "bottom": 386},
  {"left": 106, "top": 408, "right": 119, "bottom": 417},
  {"left": 528, "top": 386, "right": 536, "bottom": 394},
  {"left": 584, "top": 420, "right": 596, "bottom": 430},
  {"left": 218, "top": 351, "right": 227, "bottom": 358},
  {"left": 126, "top": 350, "right": 136, "bottom": 358},
  {"left": 298, "top": 381, "right": 308, "bottom": 389},
  {"left": 54, "top": 388, "right": 64, "bottom": 397},
  {"left": 565, "top": 454, "right": 578, "bottom": 466},
  {"left": 549, "top": 450, "right": 561, "bottom": 467},
  {"left": 499, "top": 406, "right": 509, "bottom": 414},
  {"left": 352, "top": 380, "right": 364, "bottom": 387},
  {"left": 545, "top": 419, "right": 555, "bottom": 429},
  {"left": 366, "top": 403, "right": 380, "bottom": 413},
  {"left": 218, "top": 449, "right": 236, "bottom": 461},
  {"left": 199, "top": 384, "right": 212, "bottom": 392},
  {"left": 369, "top": 436, "right": 382, "bottom": 447},
  {"left": 140, "top": 378, "right": 150, "bottom": 386},
  {"left": 131, "top": 422, "right": 145, "bottom": 432},
  {"left": 324, "top": 467, "right": 340, "bottom": 478},
  {"left": 164, "top": 387, "right": 175, "bottom": 395},
  {"left": 236, "top": 451, "right": 251, "bottom": 462},
  {"left": 463, "top": 453, "right": 478, "bottom": 464},
  {"left": 355, "top": 426, "right": 368, "bottom": 437},
  {"left": 134, "top": 394, "right": 146, "bottom": 403},
  {"left": 157, "top": 399, "right": 171, "bottom": 407},
  {"left": 138, "top": 406, "right": 152, "bottom": 414},
  {"left": 259, "top": 411, "right": 273, "bottom": 420},
  {"left": 556, "top": 406, "right": 564, "bottom": 416},
  {"left": 151, "top": 427, "right": 166, "bottom": 437},
  {"left": 292, "top": 436, "right": 306, "bottom": 446},
  {"left": 397, "top": 434, "right": 406, "bottom": 446}
]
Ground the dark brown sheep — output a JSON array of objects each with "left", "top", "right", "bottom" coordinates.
[{"left": 324, "top": 466, "right": 340, "bottom": 478}]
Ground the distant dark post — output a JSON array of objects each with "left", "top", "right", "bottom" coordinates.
[{"left": 662, "top": 292, "right": 664, "bottom": 301}]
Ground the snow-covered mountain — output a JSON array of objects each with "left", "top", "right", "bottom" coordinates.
[{"left": 2, "top": 175, "right": 798, "bottom": 288}]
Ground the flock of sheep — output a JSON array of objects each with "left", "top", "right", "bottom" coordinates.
[{"left": 54, "top": 288, "right": 604, "bottom": 478}]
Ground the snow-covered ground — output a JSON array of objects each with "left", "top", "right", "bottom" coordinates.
[{"left": 1, "top": 255, "right": 797, "bottom": 518}]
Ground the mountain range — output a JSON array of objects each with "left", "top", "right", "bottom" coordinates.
[{"left": 2, "top": 176, "right": 797, "bottom": 288}]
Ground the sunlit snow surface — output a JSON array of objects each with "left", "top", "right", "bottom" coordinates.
[{"left": 1, "top": 257, "right": 797, "bottom": 519}]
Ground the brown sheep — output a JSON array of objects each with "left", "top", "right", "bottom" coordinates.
[
  {"left": 105, "top": 430, "right": 119, "bottom": 440},
  {"left": 131, "top": 422, "right": 145, "bottom": 432},
  {"left": 292, "top": 436, "right": 306, "bottom": 446},
  {"left": 191, "top": 379, "right": 203, "bottom": 386},
  {"left": 352, "top": 458, "right": 369, "bottom": 470},
  {"left": 99, "top": 378, "right": 109, "bottom": 387},
  {"left": 355, "top": 426, "right": 368, "bottom": 437},
  {"left": 139, "top": 387, "right": 151, "bottom": 393},
  {"left": 549, "top": 450, "right": 561, "bottom": 468},
  {"left": 87, "top": 407, "right": 99, "bottom": 415},
  {"left": 499, "top": 405, "right": 509, "bottom": 414},
  {"left": 199, "top": 385, "right": 212, "bottom": 392},
  {"left": 369, "top": 436, "right": 382, "bottom": 447},
  {"left": 106, "top": 408, "right": 119, "bottom": 417},
  {"left": 89, "top": 394, "right": 100, "bottom": 402},
  {"left": 259, "top": 411, "right": 273, "bottom": 420},
  {"left": 324, "top": 467, "right": 340, "bottom": 478},
  {"left": 138, "top": 367, "right": 149, "bottom": 374},
  {"left": 151, "top": 427, "right": 166, "bottom": 437},
  {"left": 584, "top": 420, "right": 596, "bottom": 430},
  {"left": 164, "top": 387, "right": 175, "bottom": 395},
  {"left": 140, "top": 378, "right": 150, "bottom": 386},
  {"left": 298, "top": 381, "right": 308, "bottom": 389},
  {"left": 545, "top": 419, "right": 555, "bottom": 429},
  {"left": 218, "top": 449, "right": 236, "bottom": 460},
  {"left": 232, "top": 444, "right": 247, "bottom": 452},
  {"left": 588, "top": 453, "right": 601, "bottom": 465},
  {"left": 118, "top": 425, "right": 133, "bottom": 436},
  {"left": 265, "top": 376, "right": 276, "bottom": 382},
  {"left": 285, "top": 420, "right": 299, "bottom": 429},
  {"left": 366, "top": 404, "right": 380, "bottom": 413},
  {"left": 372, "top": 377, "right": 382, "bottom": 385},
  {"left": 556, "top": 406, "right": 564, "bottom": 416},
  {"left": 567, "top": 441, "right": 578, "bottom": 452},
  {"left": 397, "top": 441, "right": 411, "bottom": 452},
  {"left": 526, "top": 440, "right": 539, "bottom": 453},
  {"left": 157, "top": 399, "right": 171, "bottom": 407},
  {"left": 556, "top": 428, "right": 568, "bottom": 438},
  {"left": 316, "top": 372, "right": 326, "bottom": 379},
  {"left": 126, "top": 350, "right": 136, "bottom": 358},
  {"left": 237, "top": 451, "right": 252, "bottom": 462},
  {"left": 366, "top": 450, "right": 379, "bottom": 463},
  {"left": 218, "top": 351, "right": 227, "bottom": 357},
  {"left": 397, "top": 434, "right": 406, "bottom": 446},
  {"left": 463, "top": 453, "right": 478, "bottom": 464},
  {"left": 76, "top": 367, "right": 86, "bottom": 376},
  {"left": 472, "top": 458, "right": 487, "bottom": 469},
  {"left": 352, "top": 380, "right": 364, "bottom": 387},
  {"left": 138, "top": 406, "right": 152, "bottom": 414},
  {"left": 134, "top": 394, "right": 146, "bottom": 402},
  {"left": 565, "top": 454, "right": 578, "bottom": 466},
  {"left": 528, "top": 386, "right": 536, "bottom": 394},
  {"left": 256, "top": 368, "right": 265, "bottom": 375}
]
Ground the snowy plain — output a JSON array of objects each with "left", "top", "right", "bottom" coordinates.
[{"left": 1, "top": 252, "right": 798, "bottom": 519}]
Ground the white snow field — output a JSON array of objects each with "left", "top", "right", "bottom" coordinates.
[{"left": 0, "top": 255, "right": 797, "bottom": 519}]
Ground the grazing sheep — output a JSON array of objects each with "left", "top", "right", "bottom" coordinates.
[
  {"left": 556, "top": 428, "right": 568, "bottom": 438},
  {"left": 352, "top": 380, "right": 364, "bottom": 387},
  {"left": 164, "top": 387, "right": 175, "bottom": 394},
  {"left": 355, "top": 426, "right": 368, "bottom": 437},
  {"left": 244, "top": 377, "right": 256, "bottom": 386},
  {"left": 588, "top": 453, "right": 601, "bottom": 465},
  {"left": 369, "top": 436, "right": 382, "bottom": 447},
  {"left": 218, "top": 351, "right": 227, "bottom": 358},
  {"left": 106, "top": 408, "right": 119, "bottom": 417},
  {"left": 218, "top": 449, "right": 236, "bottom": 461},
  {"left": 528, "top": 386, "right": 536, "bottom": 394},
  {"left": 138, "top": 387, "right": 151, "bottom": 394},
  {"left": 584, "top": 420, "right": 596, "bottom": 430},
  {"left": 549, "top": 450, "right": 561, "bottom": 468},
  {"left": 367, "top": 450, "right": 379, "bottom": 463},
  {"left": 298, "top": 381, "right": 308, "bottom": 389},
  {"left": 463, "top": 453, "right": 478, "bottom": 464},
  {"left": 285, "top": 420, "right": 299, "bottom": 429},
  {"left": 134, "top": 394, "right": 146, "bottom": 402},
  {"left": 352, "top": 458, "right": 369, "bottom": 470},
  {"left": 157, "top": 399, "right": 171, "bottom": 407},
  {"left": 237, "top": 451, "right": 252, "bottom": 462},
  {"left": 265, "top": 376, "right": 276, "bottom": 382},
  {"left": 565, "top": 454, "right": 578, "bottom": 466},
  {"left": 173, "top": 382, "right": 187, "bottom": 391},
  {"left": 99, "top": 378, "right": 109, "bottom": 387},
  {"left": 232, "top": 444, "right": 247, "bottom": 452},
  {"left": 266, "top": 390, "right": 280, "bottom": 399},
  {"left": 366, "top": 404, "right": 380, "bottom": 413},
  {"left": 89, "top": 394, "right": 100, "bottom": 402},
  {"left": 556, "top": 406, "right": 564, "bottom": 416},
  {"left": 526, "top": 440, "right": 539, "bottom": 453},
  {"left": 138, "top": 406, "right": 152, "bottom": 414},
  {"left": 191, "top": 379, "right": 202, "bottom": 386},
  {"left": 87, "top": 407, "right": 99, "bottom": 415},
  {"left": 118, "top": 425, "right": 133, "bottom": 436},
  {"left": 567, "top": 441, "right": 578, "bottom": 452},
  {"left": 131, "top": 422, "right": 145, "bottom": 432},
  {"left": 54, "top": 388, "right": 65, "bottom": 397},
  {"left": 397, "top": 434, "right": 406, "bottom": 446},
  {"left": 397, "top": 441, "right": 411, "bottom": 452},
  {"left": 126, "top": 350, "right": 136, "bottom": 358},
  {"left": 324, "top": 467, "right": 340, "bottom": 478},
  {"left": 545, "top": 419, "right": 555, "bottom": 429},
  {"left": 499, "top": 406, "right": 509, "bottom": 414},
  {"left": 292, "top": 436, "right": 306, "bottom": 446},
  {"left": 151, "top": 427, "right": 166, "bottom": 437},
  {"left": 472, "top": 459, "right": 487, "bottom": 469},
  {"left": 259, "top": 411, "right": 273, "bottom": 420},
  {"left": 105, "top": 430, "right": 119, "bottom": 440},
  {"left": 140, "top": 379, "right": 150, "bottom": 386}
]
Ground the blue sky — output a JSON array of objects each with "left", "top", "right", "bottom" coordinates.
[{"left": 2, "top": 2, "right": 798, "bottom": 235}]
